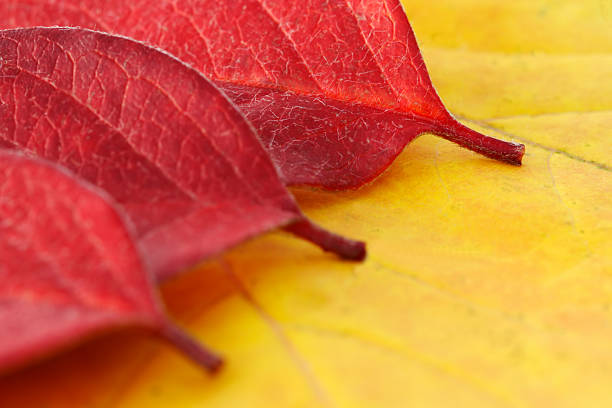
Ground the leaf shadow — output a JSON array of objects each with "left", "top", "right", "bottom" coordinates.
[
  {"left": 0, "top": 328, "right": 163, "bottom": 406},
  {"left": 289, "top": 140, "right": 430, "bottom": 210}
]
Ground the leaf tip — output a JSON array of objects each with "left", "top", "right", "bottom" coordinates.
[
  {"left": 436, "top": 120, "right": 527, "bottom": 167},
  {"left": 341, "top": 239, "right": 367, "bottom": 261},
  {"left": 285, "top": 219, "right": 367, "bottom": 262},
  {"left": 159, "top": 322, "right": 224, "bottom": 374},
  {"left": 511, "top": 142, "right": 526, "bottom": 166}
]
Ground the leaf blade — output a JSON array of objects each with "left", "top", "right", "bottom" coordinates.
[
  {"left": 0, "top": 27, "right": 364, "bottom": 279},
  {"left": 0, "top": 0, "right": 524, "bottom": 189},
  {"left": 0, "top": 151, "right": 220, "bottom": 374}
]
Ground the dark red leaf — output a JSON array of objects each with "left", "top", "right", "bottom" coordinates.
[
  {"left": 0, "top": 151, "right": 222, "bottom": 374},
  {"left": 0, "top": 0, "right": 525, "bottom": 189},
  {"left": 0, "top": 27, "right": 365, "bottom": 280}
]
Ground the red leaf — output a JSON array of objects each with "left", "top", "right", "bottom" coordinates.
[
  {"left": 0, "top": 0, "right": 525, "bottom": 189},
  {"left": 0, "top": 151, "right": 222, "bottom": 374},
  {"left": 0, "top": 27, "right": 365, "bottom": 280}
]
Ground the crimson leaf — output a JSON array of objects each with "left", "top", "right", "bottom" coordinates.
[
  {"left": 0, "top": 27, "right": 365, "bottom": 280},
  {"left": 0, "top": 151, "right": 222, "bottom": 374},
  {"left": 0, "top": 0, "right": 525, "bottom": 189}
]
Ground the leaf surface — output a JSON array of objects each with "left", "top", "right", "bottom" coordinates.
[
  {"left": 0, "top": 151, "right": 221, "bottom": 374},
  {"left": 0, "top": 27, "right": 364, "bottom": 280},
  {"left": 0, "top": 0, "right": 524, "bottom": 189}
]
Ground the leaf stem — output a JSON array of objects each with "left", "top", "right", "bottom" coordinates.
[
  {"left": 158, "top": 322, "right": 223, "bottom": 374},
  {"left": 284, "top": 218, "right": 366, "bottom": 261},
  {"left": 435, "top": 119, "right": 525, "bottom": 165}
]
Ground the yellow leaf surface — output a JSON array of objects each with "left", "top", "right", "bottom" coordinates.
[{"left": 1, "top": 1, "right": 611, "bottom": 406}]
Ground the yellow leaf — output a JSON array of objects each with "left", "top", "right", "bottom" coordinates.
[{"left": 1, "top": 1, "right": 610, "bottom": 406}]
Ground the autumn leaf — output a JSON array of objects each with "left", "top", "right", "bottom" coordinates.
[
  {"left": 0, "top": 0, "right": 524, "bottom": 189},
  {"left": 0, "top": 27, "right": 364, "bottom": 280},
  {"left": 0, "top": 1, "right": 610, "bottom": 407},
  {"left": 0, "top": 151, "right": 221, "bottom": 375}
]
